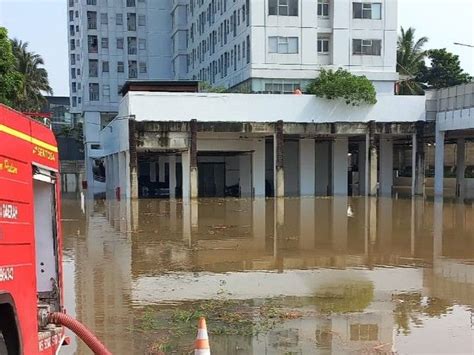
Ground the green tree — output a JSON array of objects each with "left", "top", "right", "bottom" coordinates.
[
  {"left": 0, "top": 27, "right": 22, "bottom": 107},
  {"left": 419, "top": 48, "right": 472, "bottom": 89},
  {"left": 11, "top": 39, "right": 53, "bottom": 111},
  {"left": 396, "top": 27, "right": 428, "bottom": 95},
  {"left": 306, "top": 68, "right": 377, "bottom": 106}
]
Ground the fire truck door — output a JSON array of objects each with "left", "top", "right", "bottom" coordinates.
[{"left": 33, "top": 167, "right": 59, "bottom": 296}]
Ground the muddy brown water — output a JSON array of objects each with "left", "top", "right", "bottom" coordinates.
[{"left": 60, "top": 196, "right": 474, "bottom": 354}]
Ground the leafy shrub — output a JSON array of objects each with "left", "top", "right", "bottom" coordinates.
[{"left": 306, "top": 68, "right": 377, "bottom": 106}]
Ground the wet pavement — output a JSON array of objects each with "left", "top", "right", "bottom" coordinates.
[{"left": 61, "top": 196, "right": 474, "bottom": 354}]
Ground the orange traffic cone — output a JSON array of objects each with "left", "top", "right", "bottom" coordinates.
[{"left": 194, "top": 317, "right": 210, "bottom": 355}]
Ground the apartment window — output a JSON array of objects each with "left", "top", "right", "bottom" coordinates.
[
  {"left": 70, "top": 39, "right": 75, "bottom": 50},
  {"left": 127, "top": 13, "right": 136, "bottom": 31},
  {"left": 89, "top": 83, "right": 99, "bottom": 101},
  {"left": 128, "top": 37, "right": 137, "bottom": 54},
  {"left": 89, "top": 59, "right": 99, "bottom": 77},
  {"left": 139, "top": 38, "right": 146, "bottom": 50},
  {"left": 117, "top": 61, "right": 124, "bottom": 73},
  {"left": 128, "top": 60, "right": 137, "bottom": 78},
  {"left": 77, "top": 68, "right": 81, "bottom": 76},
  {"left": 117, "top": 37, "right": 124, "bottom": 49},
  {"left": 87, "top": 11, "right": 97, "bottom": 29},
  {"left": 127, "top": 0, "right": 136, "bottom": 7},
  {"left": 69, "top": 0, "right": 74, "bottom": 6},
  {"left": 70, "top": 54, "right": 76, "bottom": 65},
  {"left": 76, "top": 54, "right": 80, "bottom": 61},
  {"left": 102, "top": 61, "right": 109, "bottom": 72},
  {"left": 100, "top": 13, "right": 108, "bottom": 25},
  {"left": 318, "top": 38, "right": 330, "bottom": 53},
  {"left": 318, "top": 0, "right": 329, "bottom": 17},
  {"left": 139, "top": 62, "right": 147, "bottom": 73},
  {"left": 78, "top": 97, "right": 81, "bottom": 104},
  {"left": 101, "top": 37, "right": 109, "bottom": 49},
  {"left": 350, "top": 324, "right": 378, "bottom": 341},
  {"left": 69, "top": 10, "right": 74, "bottom": 22},
  {"left": 269, "top": 36, "right": 298, "bottom": 54},
  {"left": 353, "top": 3, "right": 382, "bottom": 20},
  {"left": 75, "top": 10, "right": 79, "bottom": 18},
  {"left": 71, "top": 68, "right": 76, "bottom": 79},
  {"left": 268, "top": 0, "right": 298, "bottom": 16},
  {"left": 86, "top": 0, "right": 97, "bottom": 5},
  {"left": 103, "top": 85, "right": 110, "bottom": 97},
  {"left": 76, "top": 39, "right": 80, "bottom": 47},
  {"left": 72, "top": 82, "right": 77, "bottom": 93},
  {"left": 117, "top": 85, "right": 123, "bottom": 95},
  {"left": 138, "top": 15, "right": 146, "bottom": 26},
  {"left": 69, "top": 25, "right": 75, "bottom": 36},
  {"left": 116, "top": 13, "right": 123, "bottom": 25},
  {"left": 72, "top": 97, "right": 77, "bottom": 107},
  {"left": 353, "top": 39, "right": 381, "bottom": 55},
  {"left": 88, "top": 35, "right": 98, "bottom": 53},
  {"left": 77, "top": 83, "right": 81, "bottom": 90},
  {"left": 76, "top": 25, "right": 80, "bottom": 33}
]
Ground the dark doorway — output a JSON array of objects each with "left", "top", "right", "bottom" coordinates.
[{"left": 198, "top": 162, "right": 226, "bottom": 197}]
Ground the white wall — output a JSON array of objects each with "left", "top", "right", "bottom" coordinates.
[{"left": 124, "top": 91, "right": 426, "bottom": 123}]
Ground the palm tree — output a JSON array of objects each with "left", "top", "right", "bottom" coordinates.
[
  {"left": 396, "top": 27, "right": 428, "bottom": 95},
  {"left": 11, "top": 39, "right": 52, "bottom": 111}
]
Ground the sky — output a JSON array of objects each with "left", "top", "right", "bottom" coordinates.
[{"left": 0, "top": 0, "right": 473, "bottom": 97}]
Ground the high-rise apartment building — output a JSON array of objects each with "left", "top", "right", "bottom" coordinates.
[
  {"left": 67, "top": 0, "right": 173, "bottom": 189},
  {"left": 68, "top": 0, "right": 399, "bottom": 191},
  {"left": 175, "top": 0, "right": 398, "bottom": 93}
]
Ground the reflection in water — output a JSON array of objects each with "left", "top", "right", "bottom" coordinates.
[{"left": 61, "top": 196, "right": 474, "bottom": 354}]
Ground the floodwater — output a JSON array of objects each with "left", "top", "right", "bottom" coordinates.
[{"left": 61, "top": 196, "right": 474, "bottom": 354}]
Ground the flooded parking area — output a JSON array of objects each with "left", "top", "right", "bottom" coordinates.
[{"left": 61, "top": 196, "right": 474, "bottom": 354}]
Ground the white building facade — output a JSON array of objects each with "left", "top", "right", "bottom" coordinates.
[{"left": 177, "top": 0, "right": 398, "bottom": 93}]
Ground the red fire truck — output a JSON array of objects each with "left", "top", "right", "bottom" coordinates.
[{"left": 0, "top": 105, "right": 110, "bottom": 355}]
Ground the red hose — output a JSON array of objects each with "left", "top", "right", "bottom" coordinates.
[{"left": 48, "top": 312, "right": 112, "bottom": 355}]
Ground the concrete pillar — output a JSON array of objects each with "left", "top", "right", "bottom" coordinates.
[
  {"left": 252, "top": 139, "right": 266, "bottom": 196},
  {"left": 368, "top": 128, "right": 378, "bottom": 196},
  {"left": 414, "top": 123, "right": 426, "bottom": 196},
  {"left": 129, "top": 120, "right": 139, "bottom": 199},
  {"left": 158, "top": 156, "right": 166, "bottom": 183},
  {"left": 274, "top": 120, "right": 284, "bottom": 197},
  {"left": 332, "top": 137, "right": 348, "bottom": 196},
  {"left": 239, "top": 154, "right": 252, "bottom": 197},
  {"left": 434, "top": 129, "right": 445, "bottom": 196},
  {"left": 181, "top": 150, "right": 190, "bottom": 199},
  {"left": 190, "top": 119, "right": 198, "bottom": 199},
  {"left": 315, "top": 141, "right": 330, "bottom": 196},
  {"left": 456, "top": 138, "right": 466, "bottom": 198},
  {"left": 411, "top": 134, "right": 417, "bottom": 196},
  {"left": 358, "top": 138, "right": 368, "bottom": 196},
  {"left": 169, "top": 155, "right": 176, "bottom": 198},
  {"left": 379, "top": 137, "right": 393, "bottom": 196},
  {"left": 299, "top": 139, "right": 316, "bottom": 196},
  {"left": 118, "top": 152, "right": 124, "bottom": 198},
  {"left": 150, "top": 162, "right": 157, "bottom": 183}
]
